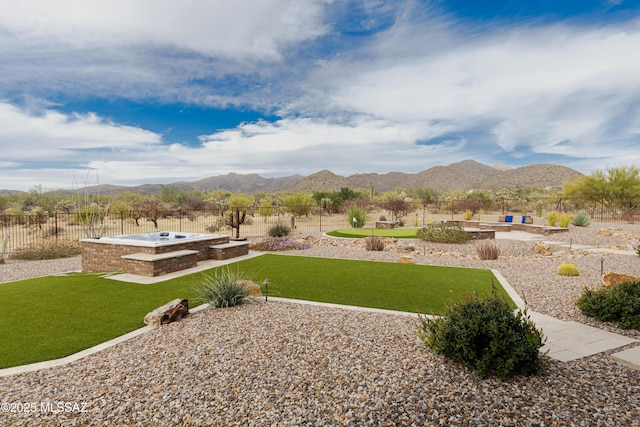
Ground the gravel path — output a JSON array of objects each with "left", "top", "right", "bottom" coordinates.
[{"left": 1, "top": 222, "right": 639, "bottom": 426}]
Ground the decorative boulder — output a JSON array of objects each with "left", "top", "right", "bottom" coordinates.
[
  {"left": 534, "top": 243, "right": 552, "bottom": 256},
  {"left": 597, "top": 229, "right": 613, "bottom": 236},
  {"left": 238, "top": 280, "right": 262, "bottom": 297},
  {"left": 144, "top": 298, "right": 189, "bottom": 327},
  {"left": 397, "top": 256, "right": 415, "bottom": 264},
  {"left": 602, "top": 272, "right": 640, "bottom": 287}
]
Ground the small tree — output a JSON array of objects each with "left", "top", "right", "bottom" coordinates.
[{"left": 283, "top": 193, "right": 314, "bottom": 218}]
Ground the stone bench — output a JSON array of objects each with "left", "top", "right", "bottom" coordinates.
[
  {"left": 375, "top": 221, "right": 400, "bottom": 229},
  {"left": 209, "top": 241, "right": 250, "bottom": 260},
  {"left": 121, "top": 250, "right": 199, "bottom": 277}
]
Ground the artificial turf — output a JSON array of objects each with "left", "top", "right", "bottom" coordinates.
[{"left": 0, "top": 254, "right": 512, "bottom": 369}]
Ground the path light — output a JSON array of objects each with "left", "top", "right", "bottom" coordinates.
[
  {"left": 353, "top": 217, "right": 357, "bottom": 227},
  {"left": 263, "top": 279, "right": 270, "bottom": 302},
  {"left": 601, "top": 257, "right": 604, "bottom": 276}
]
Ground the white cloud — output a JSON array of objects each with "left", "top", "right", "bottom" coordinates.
[
  {"left": 1, "top": 1, "right": 640, "bottom": 190},
  {"left": 313, "top": 17, "right": 640, "bottom": 162},
  {"left": 0, "top": 102, "right": 161, "bottom": 166},
  {"left": 0, "top": 0, "right": 328, "bottom": 61}
]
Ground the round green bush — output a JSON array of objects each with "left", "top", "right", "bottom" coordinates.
[
  {"left": 418, "top": 289, "right": 546, "bottom": 380},
  {"left": 576, "top": 281, "right": 640, "bottom": 329},
  {"left": 416, "top": 222, "right": 470, "bottom": 244}
]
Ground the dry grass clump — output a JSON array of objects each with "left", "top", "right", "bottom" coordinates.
[
  {"left": 475, "top": 240, "right": 501, "bottom": 260},
  {"left": 9, "top": 239, "right": 81, "bottom": 260},
  {"left": 365, "top": 236, "right": 385, "bottom": 251}
]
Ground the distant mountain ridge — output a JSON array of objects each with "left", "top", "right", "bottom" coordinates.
[{"left": 42, "top": 160, "right": 583, "bottom": 196}]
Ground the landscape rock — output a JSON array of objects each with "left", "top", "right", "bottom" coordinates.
[
  {"left": 238, "top": 280, "right": 263, "bottom": 297},
  {"left": 144, "top": 298, "right": 189, "bottom": 327},
  {"left": 602, "top": 272, "right": 640, "bottom": 287},
  {"left": 533, "top": 243, "right": 552, "bottom": 256},
  {"left": 597, "top": 229, "right": 613, "bottom": 236},
  {"left": 397, "top": 256, "right": 414, "bottom": 264}
]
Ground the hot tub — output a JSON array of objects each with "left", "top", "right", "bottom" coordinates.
[
  {"left": 80, "top": 231, "right": 230, "bottom": 273},
  {"left": 95, "top": 231, "right": 216, "bottom": 246}
]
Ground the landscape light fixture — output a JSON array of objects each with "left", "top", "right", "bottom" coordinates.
[
  {"left": 263, "top": 279, "right": 270, "bottom": 302},
  {"left": 600, "top": 257, "right": 604, "bottom": 276}
]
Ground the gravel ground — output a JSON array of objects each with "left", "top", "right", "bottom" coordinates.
[{"left": 1, "top": 222, "right": 639, "bottom": 426}]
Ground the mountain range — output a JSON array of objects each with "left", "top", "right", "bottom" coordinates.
[{"left": 1, "top": 160, "right": 583, "bottom": 195}]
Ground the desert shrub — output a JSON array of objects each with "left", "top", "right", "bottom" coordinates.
[
  {"left": 196, "top": 266, "right": 256, "bottom": 308},
  {"left": 365, "top": 236, "right": 385, "bottom": 251},
  {"left": 346, "top": 206, "right": 367, "bottom": 228},
  {"left": 476, "top": 241, "right": 500, "bottom": 260},
  {"left": 205, "top": 216, "right": 227, "bottom": 233},
  {"left": 379, "top": 215, "right": 387, "bottom": 221},
  {"left": 463, "top": 209, "right": 473, "bottom": 220},
  {"left": 557, "top": 264, "right": 580, "bottom": 276},
  {"left": 416, "top": 222, "right": 471, "bottom": 244},
  {"left": 249, "top": 237, "right": 311, "bottom": 251},
  {"left": 571, "top": 211, "right": 591, "bottom": 227},
  {"left": 268, "top": 223, "right": 291, "bottom": 237},
  {"left": 558, "top": 212, "right": 573, "bottom": 228},
  {"left": 576, "top": 281, "right": 640, "bottom": 329},
  {"left": 9, "top": 239, "right": 81, "bottom": 260},
  {"left": 418, "top": 288, "right": 546, "bottom": 380},
  {"left": 546, "top": 211, "right": 558, "bottom": 226}
]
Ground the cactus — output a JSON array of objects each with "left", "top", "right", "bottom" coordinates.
[
  {"left": 228, "top": 208, "right": 246, "bottom": 239},
  {"left": 557, "top": 264, "right": 580, "bottom": 276},
  {"left": 535, "top": 201, "right": 543, "bottom": 218}
]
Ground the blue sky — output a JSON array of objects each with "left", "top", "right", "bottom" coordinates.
[{"left": 1, "top": 0, "right": 639, "bottom": 191}]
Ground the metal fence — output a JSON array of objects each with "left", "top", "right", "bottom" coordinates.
[{"left": 1, "top": 200, "right": 639, "bottom": 254}]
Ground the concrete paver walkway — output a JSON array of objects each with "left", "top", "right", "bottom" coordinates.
[
  {"left": 527, "top": 311, "right": 638, "bottom": 362},
  {"left": 496, "top": 229, "right": 640, "bottom": 368}
]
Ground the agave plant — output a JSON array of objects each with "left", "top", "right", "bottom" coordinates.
[{"left": 196, "top": 266, "right": 257, "bottom": 308}]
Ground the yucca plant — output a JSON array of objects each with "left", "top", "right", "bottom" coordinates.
[
  {"left": 345, "top": 206, "right": 367, "bottom": 228},
  {"left": 546, "top": 211, "right": 558, "bottom": 227},
  {"left": 463, "top": 209, "right": 474, "bottom": 220},
  {"left": 196, "top": 266, "right": 257, "bottom": 308}
]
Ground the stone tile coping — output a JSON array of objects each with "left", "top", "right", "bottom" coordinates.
[{"left": 210, "top": 241, "right": 250, "bottom": 249}]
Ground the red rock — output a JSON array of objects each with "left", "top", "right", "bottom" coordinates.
[
  {"left": 602, "top": 272, "right": 639, "bottom": 287},
  {"left": 144, "top": 298, "right": 189, "bottom": 326}
]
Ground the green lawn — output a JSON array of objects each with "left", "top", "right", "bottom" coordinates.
[
  {"left": 0, "top": 272, "right": 205, "bottom": 369},
  {"left": 235, "top": 255, "right": 509, "bottom": 313},
  {"left": 0, "top": 254, "right": 511, "bottom": 369},
  {"left": 325, "top": 227, "right": 420, "bottom": 238}
]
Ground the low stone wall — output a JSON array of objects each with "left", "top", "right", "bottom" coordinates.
[
  {"left": 209, "top": 241, "right": 250, "bottom": 260},
  {"left": 122, "top": 252, "right": 199, "bottom": 277}
]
